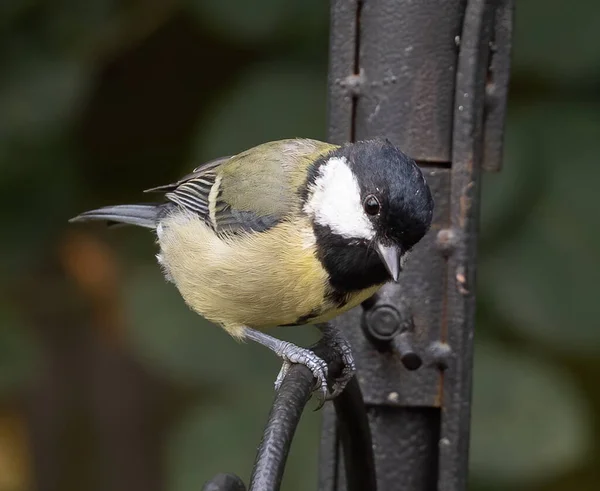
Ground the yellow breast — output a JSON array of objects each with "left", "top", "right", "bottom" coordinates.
[
  {"left": 157, "top": 212, "right": 334, "bottom": 337},
  {"left": 304, "top": 283, "right": 383, "bottom": 325}
]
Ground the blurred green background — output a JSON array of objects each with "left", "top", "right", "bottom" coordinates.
[{"left": 0, "top": 1, "right": 599, "bottom": 490}]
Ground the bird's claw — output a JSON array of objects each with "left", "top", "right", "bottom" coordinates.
[
  {"left": 322, "top": 330, "right": 356, "bottom": 400},
  {"left": 273, "top": 343, "right": 329, "bottom": 407},
  {"left": 273, "top": 360, "right": 291, "bottom": 390},
  {"left": 272, "top": 329, "right": 356, "bottom": 408}
]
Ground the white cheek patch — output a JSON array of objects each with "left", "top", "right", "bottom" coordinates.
[{"left": 303, "top": 156, "right": 375, "bottom": 240}]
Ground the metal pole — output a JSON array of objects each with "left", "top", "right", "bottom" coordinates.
[
  {"left": 202, "top": 341, "right": 377, "bottom": 491},
  {"left": 320, "top": 1, "right": 514, "bottom": 490}
]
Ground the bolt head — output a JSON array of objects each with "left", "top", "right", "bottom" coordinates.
[{"left": 365, "top": 305, "right": 401, "bottom": 340}]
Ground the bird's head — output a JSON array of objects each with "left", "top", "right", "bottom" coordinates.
[{"left": 303, "top": 138, "right": 434, "bottom": 289}]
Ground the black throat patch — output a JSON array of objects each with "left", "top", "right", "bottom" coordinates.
[{"left": 313, "top": 224, "right": 389, "bottom": 304}]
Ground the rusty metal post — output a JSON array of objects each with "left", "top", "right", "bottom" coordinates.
[{"left": 320, "top": 1, "right": 514, "bottom": 490}]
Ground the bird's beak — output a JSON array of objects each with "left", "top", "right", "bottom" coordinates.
[{"left": 376, "top": 242, "right": 402, "bottom": 282}]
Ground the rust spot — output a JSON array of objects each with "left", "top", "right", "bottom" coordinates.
[
  {"left": 455, "top": 265, "right": 469, "bottom": 295},
  {"left": 458, "top": 181, "right": 475, "bottom": 228},
  {"left": 465, "top": 155, "right": 474, "bottom": 173}
]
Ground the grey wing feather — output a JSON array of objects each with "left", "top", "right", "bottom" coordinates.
[
  {"left": 163, "top": 171, "right": 280, "bottom": 234},
  {"left": 143, "top": 156, "right": 231, "bottom": 193},
  {"left": 143, "top": 154, "right": 245, "bottom": 231},
  {"left": 165, "top": 174, "right": 216, "bottom": 217},
  {"left": 211, "top": 198, "right": 280, "bottom": 234},
  {"left": 69, "top": 204, "right": 160, "bottom": 228}
]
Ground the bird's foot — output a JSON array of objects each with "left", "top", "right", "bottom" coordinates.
[
  {"left": 273, "top": 344, "right": 329, "bottom": 405},
  {"left": 241, "top": 327, "right": 329, "bottom": 407},
  {"left": 241, "top": 325, "right": 356, "bottom": 408},
  {"left": 318, "top": 324, "right": 356, "bottom": 399}
]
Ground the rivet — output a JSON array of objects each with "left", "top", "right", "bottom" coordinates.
[
  {"left": 436, "top": 228, "right": 459, "bottom": 255},
  {"left": 341, "top": 70, "right": 365, "bottom": 96},
  {"left": 428, "top": 341, "right": 452, "bottom": 370}
]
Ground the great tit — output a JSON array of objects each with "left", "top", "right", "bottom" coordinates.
[{"left": 70, "top": 138, "right": 434, "bottom": 402}]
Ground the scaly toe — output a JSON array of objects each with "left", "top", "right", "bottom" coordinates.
[
  {"left": 274, "top": 360, "right": 292, "bottom": 391},
  {"left": 324, "top": 332, "right": 356, "bottom": 399},
  {"left": 328, "top": 364, "right": 356, "bottom": 399},
  {"left": 275, "top": 344, "right": 330, "bottom": 405}
]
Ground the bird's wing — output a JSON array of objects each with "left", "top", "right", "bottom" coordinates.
[
  {"left": 143, "top": 156, "right": 232, "bottom": 194},
  {"left": 155, "top": 139, "right": 337, "bottom": 235}
]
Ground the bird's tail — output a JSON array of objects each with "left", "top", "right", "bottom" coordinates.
[{"left": 69, "top": 204, "right": 160, "bottom": 229}]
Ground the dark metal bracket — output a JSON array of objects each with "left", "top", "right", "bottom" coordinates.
[
  {"left": 202, "top": 0, "right": 513, "bottom": 490},
  {"left": 321, "top": 0, "right": 513, "bottom": 490}
]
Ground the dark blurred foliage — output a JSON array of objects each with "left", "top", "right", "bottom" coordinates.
[{"left": 0, "top": 1, "right": 598, "bottom": 490}]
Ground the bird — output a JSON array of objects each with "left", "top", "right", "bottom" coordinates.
[{"left": 70, "top": 137, "right": 434, "bottom": 403}]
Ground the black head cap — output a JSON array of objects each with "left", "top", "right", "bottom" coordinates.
[{"left": 339, "top": 138, "right": 434, "bottom": 252}]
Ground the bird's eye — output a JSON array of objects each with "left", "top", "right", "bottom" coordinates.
[{"left": 363, "top": 195, "right": 380, "bottom": 216}]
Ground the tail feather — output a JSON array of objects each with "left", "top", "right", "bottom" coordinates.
[{"left": 69, "top": 204, "right": 160, "bottom": 229}]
